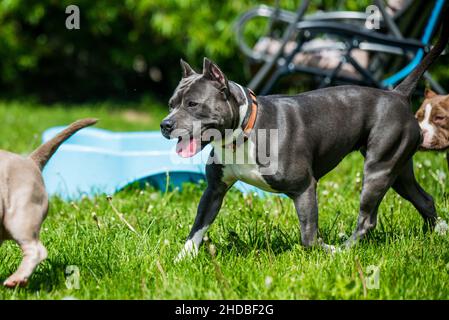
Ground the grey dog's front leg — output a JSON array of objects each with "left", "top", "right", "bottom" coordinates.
[
  {"left": 176, "top": 165, "right": 230, "bottom": 262},
  {"left": 291, "top": 179, "right": 319, "bottom": 247},
  {"left": 291, "top": 178, "right": 338, "bottom": 253}
]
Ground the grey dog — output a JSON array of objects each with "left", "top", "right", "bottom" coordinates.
[
  {"left": 0, "top": 118, "right": 97, "bottom": 287},
  {"left": 161, "top": 9, "right": 449, "bottom": 260}
]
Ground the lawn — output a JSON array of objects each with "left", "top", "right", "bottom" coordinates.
[{"left": 0, "top": 99, "right": 448, "bottom": 300}]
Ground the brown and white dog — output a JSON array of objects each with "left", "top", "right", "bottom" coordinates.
[
  {"left": 415, "top": 89, "right": 449, "bottom": 234},
  {"left": 0, "top": 118, "right": 97, "bottom": 288},
  {"left": 415, "top": 89, "right": 449, "bottom": 166}
]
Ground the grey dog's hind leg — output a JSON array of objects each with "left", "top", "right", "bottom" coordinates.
[
  {"left": 346, "top": 125, "right": 420, "bottom": 248},
  {"left": 392, "top": 159, "right": 437, "bottom": 228},
  {"left": 345, "top": 166, "right": 396, "bottom": 247}
]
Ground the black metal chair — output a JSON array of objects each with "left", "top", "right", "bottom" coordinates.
[{"left": 236, "top": 0, "right": 447, "bottom": 95}]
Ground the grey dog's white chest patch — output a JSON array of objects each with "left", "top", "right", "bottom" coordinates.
[
  {"left": 209, "top": 83, "right": 278, "bottom": 193},
  {"left": 212, "top": 138, "right": 278, "bottom": 193}
]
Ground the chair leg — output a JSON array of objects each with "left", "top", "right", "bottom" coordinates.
[{"left": 260, "top": 66, "right": 288, "bottom": 95}]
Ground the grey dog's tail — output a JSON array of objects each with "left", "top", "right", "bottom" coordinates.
[
  {"left": 29, "top": 118, "right": 98, "bottom": 170},
  {"left": 394, "top": 5, "right": 449, "bottom": 98}
]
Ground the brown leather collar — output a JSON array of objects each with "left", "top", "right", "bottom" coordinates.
[
  {"left": 241, "top": 88, "right": 258, "bottom": 136},
  {"left": 221, "top": 87, "right": 258, "bottom": 151}
]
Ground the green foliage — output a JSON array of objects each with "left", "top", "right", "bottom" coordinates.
[{"left": 0, "top": 1, "right": 447, "bottom": 102}]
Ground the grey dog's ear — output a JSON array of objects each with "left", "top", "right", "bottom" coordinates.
[
  {"left": 180, "top": 59, "right": 196, "bottom": 78},
  {"left": 202, "top": 57, "right": 228, "bottom": 90}
]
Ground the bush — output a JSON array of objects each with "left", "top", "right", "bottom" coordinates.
[
  {"left": 0, "top": 0, "right": 265, "bottom": 102},
  {"left": 0, "top": 0, "right": 447, "bottom": 103}
]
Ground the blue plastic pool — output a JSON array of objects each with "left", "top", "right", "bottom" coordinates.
[{"left": 42, "top": 127, "right": 270, "bottom": 199}]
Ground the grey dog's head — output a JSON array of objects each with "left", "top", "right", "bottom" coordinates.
[{"left": 161, "top": 58, "right": 240, "bottom": 158}]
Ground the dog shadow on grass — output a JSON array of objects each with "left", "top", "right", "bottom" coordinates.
[
  {"left": 0, "top": 258, "right": 79, "bottom": 293},
  {"left": 27, "top": 259, "right": 75, "bottom": 292},
  {"left": 215, "top": 227, "right": 300, "bottom": 257},
  {"left": 214, "top": 220, "right": 430, "bottom": 258}
]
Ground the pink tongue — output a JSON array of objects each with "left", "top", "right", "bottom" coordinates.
[{"left": 177, "top": 138, "right": 198, "bottom": 158}]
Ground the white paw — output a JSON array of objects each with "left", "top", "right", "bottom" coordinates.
[
  {"left": 317, "top": 238, "right": 342, "bottom": 255},
  {"left": 322, "top": 243, "right": 342, "bottom": 255},
  {"left": 435, "top": 218, "right": 449, "bottom": 236},
  {"left": 174, "top": 240, "right": 198, "bottom": 263}
]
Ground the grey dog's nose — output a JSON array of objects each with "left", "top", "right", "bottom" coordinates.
[{"left": 160, "top": 119, "right": 175, "bottom": 134}]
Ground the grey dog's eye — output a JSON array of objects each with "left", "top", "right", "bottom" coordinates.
[{"left": 187, "top": 101, "right": 198, "bottom": 108}]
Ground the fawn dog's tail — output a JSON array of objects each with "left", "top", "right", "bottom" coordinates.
[{"left": 29, "top": 118, "right": 98, "bottom": 170}]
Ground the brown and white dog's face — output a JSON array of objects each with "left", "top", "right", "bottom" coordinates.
[{"left": 415, "top": 89, "right": 449, "bottom": 151}]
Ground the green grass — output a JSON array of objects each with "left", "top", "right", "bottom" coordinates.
[{"left": 0, "top": 99, "right": 449, "bottom": 299}]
